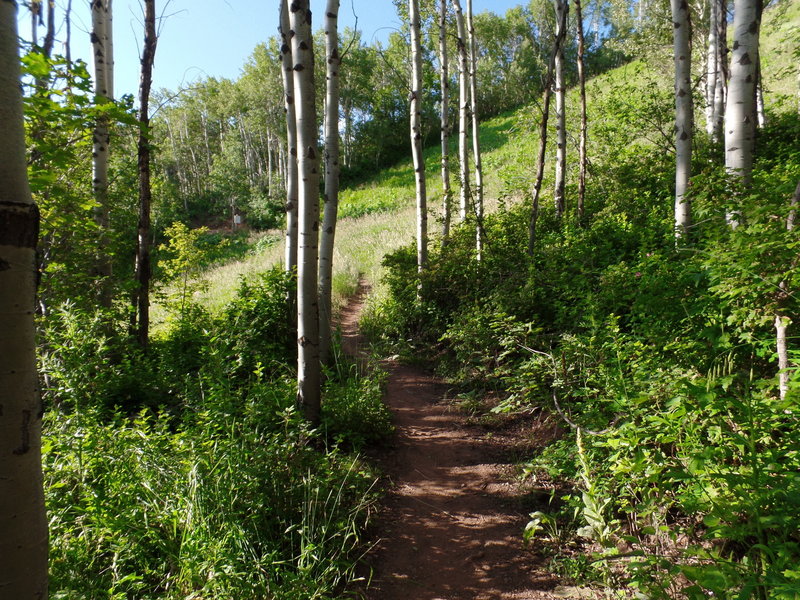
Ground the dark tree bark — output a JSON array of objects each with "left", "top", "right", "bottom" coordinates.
[
  {"left": 529, "top": 2, "right": 567, "bottom": 254},
  {"left": 66, "top": 0, "right": 73, "bottom": 64},
  {"left": 133, "top": 0, "right": 157, "bottom": 348},
  {"left": 575, "top": 0, "right": 587, "bottom": 225},
  {"left": 439, "top": 0, "right": 452, "bottom": 244}
]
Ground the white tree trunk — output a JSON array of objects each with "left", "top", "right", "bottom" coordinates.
[
  {"left": 279, "top": 0, "right": 299, "bottom": 275},
  {"left": 554, "top": 0, "right": 568, "bottom": 219},
  {"left": 267, "top": 136, "right": 274, "bottom": 196},
  {"left": 410, "top": 0, "right": 428, "bottom": 273},
  {"left": 439, "top": 0, "right": 452, "bottom": 243},
  {"left": 343, "top": 97, "right": 353, "bottom": 168},
  {"left": 712, "top": 0, "right": 728, "bottom": 143},
  {"left": 278, "top": 143, "right": 286, "bottom": 193},
  {"left": 776, "top": 181, "right": 799, "bottom": 400},
  {"left": 290, "top": 0, "right": 321, "bottom": 423},
  {"left": 672, "top": 0, "right": 692, "bottom": 238},
  {"left": 91, "top": 0, "right": 114, "bottom": 308},
  {"left": 725, "top": 0, "right": 761, "bottom": 225},
  {"left": 319, "top": 0, "right": 341, "bottom": 365},
  {"left": 756, "top": 56, "right": 766, "bottom": 128},
  {"left": 705, "top": 0, "right": 719, "bottom": 137},
  {"left": 91, "top": 0, "right": 113, "bottom": 99},
  {"left": 0, "top": 3, "right": 48, "bottom": 597},
  {"left": 453, "top": 0, "right": 470, "bottom": 222},
  {"left": 466, "top": 0, "right": 484, "bottom": 259},
  {"left": 775, "top": 311, "right": 790, "bottom": 399}
]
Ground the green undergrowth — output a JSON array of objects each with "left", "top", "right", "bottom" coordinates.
[
  {"left": 41, "top": 268, "right": 393, "bottom": 599},
  {"left": 365, "top": 89, "right": 800, "bottom": 598}
]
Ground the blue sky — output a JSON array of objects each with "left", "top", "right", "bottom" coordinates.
[{"left": 34, "top": 0, "right": 526, "bottom": 98}]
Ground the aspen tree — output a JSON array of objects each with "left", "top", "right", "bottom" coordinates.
[
  {"left": 775, "top": 181, "right": 799, "bottom": 400},
  {"left": 439, "top": 0, "right": 452, "bottom": 243},
  {"left": 319, "top": 0, "right": 341, "bottom": 365},
  {"left": 756, "top": 55, "right": 766, "bottom": 127},
  {"left": 705, "top": 0, "right": 725, "bottom": 142},
  {"left": 0, "top": 2, "right": 48, "bottom": 596},
  {"left": 725, "top": 0, "right": 761, "bottom": 226},
  {"left": 267, "top": 135, "right": 274, "bottom": 196},
  {"left": 453, "top": 0, "right": 470, "bottom": 223},
  {"left": 29, "top": 0, "right": 39, "bottom": 45},
  {"left": 133, "top": 0, "right": 157, "bottom": 347},
  {"left": 713, "top": 0, "right": 728, "bottom": 137},
  {"left": 66, "top": 0, "right": 73, "bottom": 64},
  {"left": 30, "top": 0, "right": 55, "bottom": 85},
  {"left": 279, "top": 0, "right": 298, "bottom": 278},
  {"left": 91, "top": 0, "right": 114, "bottom": 308},
  {"left": 43, "top": 0, "right": 54, "bottom": 55},
  {"left": 554, "top": 0, "right": 568, "bottom": 219},
  {"left": 575, "top": 0, "right": 587, "bottom": 224},
  {"left": 409, "top": 0, "right": 428, "bottom": 273},
  {"left": 529, "top": 1, "right": 567, "bottom": 253},
  {"left": 290, "top": 0, "right": 321, "bottom": 423},
  {"left": 671, "top": 0, "right": 692, "bottom": 238},
  {"left": 466, "top": 0, "right": 484, "bottom": 259}
]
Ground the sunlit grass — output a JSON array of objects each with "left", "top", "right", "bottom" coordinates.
[
  {"left": 155, "top": 110, "right": 520, "bottom": 325},
  {"left": 157, "top": 4, "right": 796, "bottom": 326}
]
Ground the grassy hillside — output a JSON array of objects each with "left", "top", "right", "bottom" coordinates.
[
  {"left": 761, "top": 0, "right": 800, "bottom": 109},
  {"left": 178, "top": 0, "right": 799, "bottom": 322}
]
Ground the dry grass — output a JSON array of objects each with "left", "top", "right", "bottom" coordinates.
[
  {"left": 150, "top": 204, "right": 418, "bottom": 328},
  {"left": 153, "top": 113, "right": 515, "bottom": 327}
]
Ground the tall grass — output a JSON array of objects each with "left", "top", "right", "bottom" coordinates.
[{"left": 45, "top": 400, "right": 381, "bottom": 600}]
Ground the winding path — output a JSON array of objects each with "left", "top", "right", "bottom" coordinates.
[{"left": 341, "top": 282, "right": 565, "bottom": 600}]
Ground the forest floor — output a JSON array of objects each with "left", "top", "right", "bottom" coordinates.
[{"left": 340, "top": 282, "right": 595, "bottom": 600}]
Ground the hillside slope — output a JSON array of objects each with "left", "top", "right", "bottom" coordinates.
[{"left": 190, "top": 0, "right": 799, "bottom": 317}]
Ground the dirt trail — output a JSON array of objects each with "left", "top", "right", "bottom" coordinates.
[{"left": 340, "top": 282, "right": 562, "bottom": 600}]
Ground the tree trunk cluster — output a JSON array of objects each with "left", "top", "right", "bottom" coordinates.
[
  {"left": 450, "top": 0, "right": 483, "bottom": 259},
  {"left": 410, "top": 0, "right": 428, "bottom": 274},
  {"left": 280, "top": 0, "right": 343, "bottom": 422}
]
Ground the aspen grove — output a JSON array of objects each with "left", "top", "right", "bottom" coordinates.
[{"left": 1, "top": 0, "right": 799, "bottom": 597}]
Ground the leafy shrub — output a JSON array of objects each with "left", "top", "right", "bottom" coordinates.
[
  {"left": 321, "top": 365, "right": 393, "bottom": 449},
  {"left": 41, "top": 304, "right": 174, "bottom": 414},
  {"left": 217, "top": 268, "right": 295, "bottom": 382},
  {"left": 43, "top": 264, "right": 385, "bottom": 599}
]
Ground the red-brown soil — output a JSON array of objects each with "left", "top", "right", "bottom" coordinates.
[{"left": 340, "top": 282, "right": 570, "bottom": 600}]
